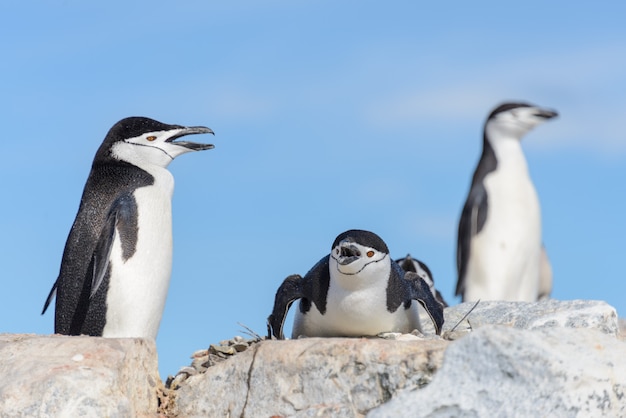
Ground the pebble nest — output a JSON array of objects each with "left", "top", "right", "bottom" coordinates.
[{"left": 165, "top": 335, "right": 262, "bottom": 390}]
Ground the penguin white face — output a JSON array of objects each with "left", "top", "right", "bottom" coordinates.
[
  {"left": 328, "top": 232, "right": 390, "bottom": 290},
  {"left": 102, "top": 118, "right": 214, "bottom": 168},
  {"left": 487, "top": 104, "right": 558, "bottom": 140},
  {"left": 112, "top": 127, "right": 214, "bottom": 168}
]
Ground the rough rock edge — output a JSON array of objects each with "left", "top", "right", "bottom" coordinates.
[
  {"left": 166, "top": 299, "right": 620, "bottom": 393},
  {"left": 171, "top": 336, "right": 449, "bottom": 417},
  {"left": 162, "top": 299, "right": 621, "bottom": 416}
]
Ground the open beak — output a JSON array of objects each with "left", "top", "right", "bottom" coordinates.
[
  {"left": 337, "top": 243, "right": 361, "bottom": 265},
  {"left": 167, "top": 126, "right": 215, "bottom": 151}
]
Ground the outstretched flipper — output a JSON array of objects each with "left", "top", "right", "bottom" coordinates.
[
  {"left": 404, "top": 271, "right": 445, "bottom": 335},
  {"left": 267, "top": 274, "right": 306, "bottom": 339}
]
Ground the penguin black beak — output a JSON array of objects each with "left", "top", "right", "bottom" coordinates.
[
  {"left": 534, "top": 109, "right": 558, "bottom": 120},
  {"left": 337, "top": 244, "right": 361, "bottom": 265},
  {"left": 167, "top": 126, "right": 215, "bottom": 151}
]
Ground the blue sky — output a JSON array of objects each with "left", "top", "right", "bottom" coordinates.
[{"left": 1, "top": 2, "right": 624, "bottom": 378}]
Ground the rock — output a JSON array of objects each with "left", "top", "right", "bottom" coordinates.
[
  {"left": 368, "top": 326, "right": 626, "bottom": 418},
  {"left": 172, "top": 337, "right": 449, "bottom": 417},
  {"left": 1, "top": 300, "right": 620, "bottom": 417},
  {"left": 169, "top": 299, "right": 621, "bottom": 417},
  {"left": 0, "top": 334, "right": 159, "bottom": 417},
  {"left": 420, "top": 299, "right": 619, "bottom": 336}
]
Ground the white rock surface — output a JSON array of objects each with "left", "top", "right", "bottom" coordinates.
[
  {"left": 0, "top": 334, "right": 159, "bottom": 417},
  {"left": 368, "top": 326, "right": 626, "bottom": 418},
  {"left": 171, "top": 337, "right": 449, "bottom": 417},
  {"left": 421, "top": 299, "right": 619, "bottom": 336}
]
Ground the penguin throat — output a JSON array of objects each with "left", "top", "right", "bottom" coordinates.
[
  {"left": 126, "top": 141, "right": 175, "bottom": 161},
  {"left": 111, "top": 140, "right": 174, "bottom": 168},
  {"left": 330, "top": 256, "right": 390, "bottom": 292}
]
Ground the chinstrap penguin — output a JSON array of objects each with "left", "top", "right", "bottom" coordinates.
[
  {"left": 396, "top": 254, "right": 448, "bottom": 307},
  {"left": 456, "top": 102, "right": 557, "bottom": 302},
  {"left": 267, "top": 229, "right": 444, "bottom": 339},
  {"left": 42, "top": 117, "right": 214, "bottom": 338}
]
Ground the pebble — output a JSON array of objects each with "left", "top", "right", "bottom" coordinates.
[
  {"left": 178, "top": 366, "right": 197, "bottom": 376},
  {"left": 442, "top": 329, "right": 472, "bottom": 341},
  {"left": 210, "top": 344, "right": 236, "bottom": 356},
  {"left": 166, "top": 335, "right": 262, "bottom": 390},
  {"left": 191, "top": 349, "right": 209, "bottom": 358},
  {"left": 233, "top": 343, "right": 249, "bottom": 352}
]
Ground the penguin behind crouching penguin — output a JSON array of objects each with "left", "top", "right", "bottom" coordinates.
[{"left": 396, "top": 254, "right": 448, "bottom": 307}]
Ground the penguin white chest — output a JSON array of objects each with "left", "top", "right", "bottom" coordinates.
[
  {"left": 292, "top": 266, "right": 420, "bottom": 337},
  {"left": 468, "top": 148, "right": 542, "bottom": 301},
  {"left": 103, "top": 167, "right": 175, "bottom": 338},
  {"left": 485, "top": 163, "right": 541, "bottom": 236}
]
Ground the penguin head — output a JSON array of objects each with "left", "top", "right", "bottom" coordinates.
[
  {"left": 97, "top": 117, "right": 214, "bottom": 167},
  {"left": 485, "top": 102, "right": 558, "bottom": 141},
  {"left": 397, "top": 254, "right": 435, "bottom": 288},
  {"left": 329, "top": 230, "right": 390, "bottom": 289}
]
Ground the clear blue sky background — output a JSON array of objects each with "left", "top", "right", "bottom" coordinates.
[{"left": 1, "top": 2, "right": 624, "bottom": 378}]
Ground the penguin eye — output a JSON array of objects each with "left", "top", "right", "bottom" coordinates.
[
  {"left": 146, "top": 136, "right": 157, "bottom": 142},
  {"left": 335, "top": 249, "right": 339, "bottom": 255},
  {"left": 367, "top": 251, "right": 375, "bottom": 258}
]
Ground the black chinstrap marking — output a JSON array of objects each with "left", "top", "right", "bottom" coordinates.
[
  {"left": 330, "top": 253, "right": 388, "bottom": 275},
  {"left": 124, "top": 140, "right": 174, "bottom": 160}
]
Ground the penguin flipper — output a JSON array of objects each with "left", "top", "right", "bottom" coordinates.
[
  {"left": 267, "top": 274, "right": 306, "bottom": 340},
  {"left": 405, "top": 271, "right": 445, "bottom": 335},
  {"left": 456, "top": 186, "right": 488, "bottom": 298},
  {"left": 90, "top": 209, "right": 116, "bottom": 298},
  {"left": 90, "top": 194, "right": 139, "bottom": 298},
  {"left": 41, "top": 279, "right": 58, "bottom": 315}
]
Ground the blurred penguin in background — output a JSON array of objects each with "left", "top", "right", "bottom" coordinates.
[{"left": 456, "top": 102, "right": 557, "bottom": 302}]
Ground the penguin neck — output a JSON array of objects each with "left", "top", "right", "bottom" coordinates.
[
  {"left": 109, "top": 140, "right": 176, "bottom": 171},
  {"left": 329, "top": 259, "right": 390, "bottom": 292},
  {"left": 484, "top": 127, "right": 529, "bottom": 175}
]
